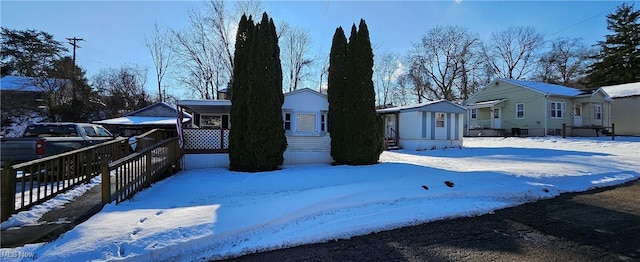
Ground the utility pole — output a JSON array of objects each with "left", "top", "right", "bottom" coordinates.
[
  {"left": 66, "top": 37, "right": 84, "bottom": 100},
  {"left": 66, "top": 37, "right": 84, "bottom": 65}
]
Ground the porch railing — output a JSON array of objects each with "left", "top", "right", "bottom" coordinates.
[
  {"left": 102, "top": 137, "right": 181, "bottom": 204},
  {"left": 468, "top": 119, "right": 492, "bottom": 129},
  {"left": 182, "top": 128, "right": 229, "bottom": 153},
  {"left": 1, "top": 137, "right": 130, "bottom": 220}
]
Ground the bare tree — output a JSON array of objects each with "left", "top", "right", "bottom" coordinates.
[
  {"left": 170, "top": 0, "right": 263, "bottom": 99},
  {"left": 92, "top": 64, "right": 151, "bottom": 117},
  {"left": 172, "top": 9, "right": 217, "bottom": 99},
  {"left": 280, "top": 24, "right": 314, "bottom": 92},
  {"left": 392, "top": 72, "right": 411, "bottom": 106},
  {"left": 533, "top": 38, "right": 595, "bottom": 87},
  {"left": 374, "top": 52, "right": 401, "bottom": 106},
  {"left": 145, "top": 22, "right": 174, "bottom": 102},
  {"left": 482, "top": 26, "right": 544, "bottom": 80},
  {"left": 407, "top": 25, "right": 481, "bottom": 101},
  {"left": 405, "top": 60, "right": 431, "bottom": 104}
]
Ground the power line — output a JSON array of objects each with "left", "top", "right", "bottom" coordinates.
[
  {"left": 545, "top": 5, "right": 619, "bottom": 39},
  {"left": 66, "top": 37, "right": 85, "bottom": 65}
]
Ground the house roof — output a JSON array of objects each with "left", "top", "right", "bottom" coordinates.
[
  {"left": 94, "top": 116, "right": 190, "bottom": 126},
  {"left": 94, "top": 101, "right": 192, "bottom": 126},
  {"left": 499, "top": 78, "right": 585, "bottom": 97},
  {"left": 125, "top": 102, "right": 192, "bottom": 118},
  {"left": 284, "top": 88, "right": 327, "bottom": 98},
  {"left": 177, "top": 99, "right": 231, "bottom": 115},
  {"left": 465, "top": 99, "right": 507, "bottom": 109},
  {"left": 377, "top": 100, "right": 466, "bottom": 114},
  {"left": 599, "top": 82, "right": 640, "bottom": 98},
  {"left": 0, "top": 76, "right": 68, "bottom": 92}
]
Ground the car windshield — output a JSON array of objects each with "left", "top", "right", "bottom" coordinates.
[{"left": 23, "top": 125, "right": 79, "bottom": 137}]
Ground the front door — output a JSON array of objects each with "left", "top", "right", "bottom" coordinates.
[
  {"left": 384, "top": 114, "right": 396, "bottom": 139},
  {"left": 573, "top": 104, "right": 582, "bottom": 127},
  {"left": 492, "top": 108, "right": 501, "bottom": 129}
]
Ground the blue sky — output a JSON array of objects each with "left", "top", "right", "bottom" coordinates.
[{"left": 1, "top": 0, "right": 631, "bottom": 98}]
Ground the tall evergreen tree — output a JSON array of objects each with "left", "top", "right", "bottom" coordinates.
[
  {"left": 229, "top": 15, "right": 252, "bottom": 170},
  {"left": 587, "top": 3, "right": 640, "bottom": 87},
  {"left": 328, "top": 20, "right": 383, "bottom": 165},
  {"left": 229, "top": 13, "right": 286, "bottom": 172},
  {"left": 346, "top": 20, "right": 383, "bottom": 165},
  {"left": 328, "top": 27, "right": 348, "bottom": 164},
  {"left": 1, "top": 27, "right": 67, "bottom": 77}
]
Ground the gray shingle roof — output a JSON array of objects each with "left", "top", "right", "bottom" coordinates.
[{"left": 501, "top": 78, "right": 583, "bottom": 97}]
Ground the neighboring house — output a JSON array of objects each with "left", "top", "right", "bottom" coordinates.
[
  {"left": 0, "top": 76, "right": 68, "bottom": 107},
  {"left": 377, "top": 100, "right": 466, "bottom": 150},
  {"left": 93, "top": 102, "right": 192, "bottom": 137},
  {"left": 464, "top": 79, "right": 612, "bottom": 137},
  {"left": 1, "top": 76, "right": 70, "bottom": 124},
  {"left": 600, "top": 82, "right": 640, "bottom": 136},
  {"left": 177, "top": 88, "right": 332, "bottom": 170}
]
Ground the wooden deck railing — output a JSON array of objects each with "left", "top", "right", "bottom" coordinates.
[
  {"left": 133, "top": 129, "right": 177, "bottom": 151},
  {"left": 1, "top": 137, "right": 130, "bottom": 220},
  {"left": 0, "top": 128, "right": 178, "bottom": 221},
  {"left": 102, "top": 137, "right": 181, "bottom": 205}
]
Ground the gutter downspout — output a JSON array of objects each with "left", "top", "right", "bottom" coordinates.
[
  {"left": 466, "top": 108, "right": 470, "bottom": 136},
  {"left": 544, "top": 95, "right": 549, "bottom": 136}
]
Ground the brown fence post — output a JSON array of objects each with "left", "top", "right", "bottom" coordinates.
[
  {"left": 562, "top": 123, "right": 566, "bottom": 138},
  {"left": 1, "top": 164, "right": 16, "bottom": 221},
  {"left": 101, "top": 158, "right": 111, "bottom": 205},
  {"left": 611, "top": 123, "right": 615, "bottom": 141}
]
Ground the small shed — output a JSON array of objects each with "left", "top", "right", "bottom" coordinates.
[
  {"left": 94, "top": 102, "right": 192, "bottom": 136},
  {"left": 377, "top": 100, "right": 466, "bottom": 150}
]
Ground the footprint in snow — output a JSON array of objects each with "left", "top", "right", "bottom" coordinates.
[
  {"left": 132, "top": 227, "right": 142, "bottom": 236},
  {"left": 139, "top": 217, "right": 147, "bottom": 223},
  {"left": 156, "top": 210, "right": 164, "bottom": 216}
]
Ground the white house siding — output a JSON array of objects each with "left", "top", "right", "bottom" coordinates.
[
  {"left": 180, "top": 135, "right": 332, "bottom": 170},
  {"left": 181, "top": 154, "right": 229, "bottom": 170},
  {"left": 284, "top": 135, "right": 332, "bottom": 165},
  {"left": 398, "top": 111, "right": 422, "bottom": 140},
  {"left": 397, "top": 111, "right": 463, "bottom": 150}
]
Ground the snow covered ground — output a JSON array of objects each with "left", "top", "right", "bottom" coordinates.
[{"left": 2, "top": 137, "right": 639, "bottom": 261}]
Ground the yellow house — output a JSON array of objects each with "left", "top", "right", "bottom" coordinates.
[{"left": 464, "top": 79, "right": 612, "bottom": 137}]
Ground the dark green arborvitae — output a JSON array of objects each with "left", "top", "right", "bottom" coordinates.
[
  {"left": 229, "top": 13, "right": 286, "bottom": 172},
  {"left": 229, "top": 14, "right": 251, "bottom": 171},
  {"left": 588, "top": 3, "right": 640, "bottom": 87},
  {"left": 345, "top": 19, "right": 383, "bottom": 165},
  {"left": 328, "top": 20, "right": 383, "bottom": 166},
  {"left": 328, "top": 27, "right": 348, "bottom": 164}
]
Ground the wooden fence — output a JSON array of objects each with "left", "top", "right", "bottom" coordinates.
[
  {"left": 102, "top": 137, "right": 181, "bottom": 204},
  {"left": 1, "top": 129, "right": 177, "bottom": 221}
]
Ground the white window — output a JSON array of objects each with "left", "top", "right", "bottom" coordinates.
[
  {"left": 296, "top": 113, "right": 316, "bottom": 132},
  {"left": 594, "top": 105, "right": 602, "bottom": 120},
  {"left": 470, "top": 109, "right": 477, "bottom": 119},
  {"left": 284, "top": 112, "right": 291, "bottom": 130},
  {"left": 549, "top": 101, "right": 566, "bottom": 119},
  {"left": 516, "top": 103, "right": 525, "bottom": 119},
  {"left": 201, "top": 114, "right": 229, "bottom": 129},
  {"left": 436, "top": 113, "right": 445, "bottom": 127},
  {"left": 320, "top": 113, "right": 327, "bottom": 132}
]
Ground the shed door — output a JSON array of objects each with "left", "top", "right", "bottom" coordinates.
[
  {"left": 573, "top": 104, "right": 582, "bottom": 127},
  {"left": 492, "top": 108, "right": 501, "bottom": 129}
]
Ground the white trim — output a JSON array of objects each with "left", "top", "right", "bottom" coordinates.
[{"left": 515, "top": 103, "right": 525, "bottom": 119}]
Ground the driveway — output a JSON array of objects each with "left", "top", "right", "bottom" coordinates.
[{"left": 221, "top": 179, "right": 640, "bottom": 261}]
